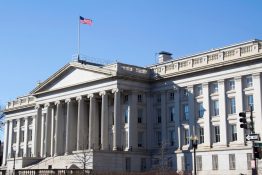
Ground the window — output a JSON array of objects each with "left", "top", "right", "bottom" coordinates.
[
  {"left": 183, "top": 104, "right": 189, "bottom": 120},
  {"left": 124, "top": 108, "right": 129, "bottom": 124},
  {"left": 196, "top": 84, "right": 203, "bottom": 96},
  {"left": 229, "top": 154, "right": 236, "bottom": 170},
  {"left": 157, "top": 108, "right": 161, "bottom": 123},
  {"left": 231, "top": 125, "right": 237, "bottom": 141},
  {"left": 19, "top": 148, "right": 24, "bottom": 157},
  {"left": 140, "top": 158, "right": 146, "bottom": 171},
  {"left": 184, "top": 129, "right": 190, "bottom": 145},
  {"left": 13, "top": 120, "right": 17, "bottom": 128},
  {"left": 169, "top": 130, "right": 175, "bottom": 146},
  {"left": 212, "top": 155, "right": 218, "bottom": 170},
  {"left": 196, "top": 156, "right": 202, "bottom": 171},
  {"left": 214, "top": 126, "right": 220, "bottom": 143},
  {"left": 138, "top": 108, "right": 143, "bottom": 123},
  {"left": 157, "top": 94, "right": 161, "bottom": 103},
  {"left": 183, "top": 88, "right": 189, "bottom": 97},
  {"left": 138, "top": 94, "right": 142, "bottom": 102},
  {"left": 169, "top": 107, "right": 175, "bottom": 122},
  {"left": 28, "top": 129, "right": 32, "bottom": 141},
  {"left": 156, "top": 131, "right": 162, "bottom": 146},
  {"left": 212, "top": 82, "right": 218, "bottom": 93},
  {"left": 125, "top": 131, "right": 128, "bottom": 148},
  {"left": 138, "top": 132, "right": 144, "bottom": 147},
  {"left": 212, "top": 100, "right": 219, "bottom": 116},
  {"left": 124, "top": 95, "right": 129, "bottom": 104},
  {"left": 228, "top": 97, "right": 236, "bottom": 114},
  {"left": 125, "top": 157, "right": 131, "bottom": 172},
  {"left": 199, "top": 127, "right": 204, "bottom": 144},
  {"left": 13, "top": 132, "right": 17, "bottom": 143},
  {"left": 246, "top": 95, "right": 254, "bottom": 110},
  {"left": 27, "top": 147, "right": 32, "bottom": 157},
  {"left": 246, "top": 76, "right": 253, "bottom": 88},
  {"left": 28, "top": 117, "right": 33, "bottom": 125},
  {"left": 228, "top": 79, "right": 235, "bottom": 91},
  {"left": 198, "top": 102, "right": 204, "bottom": 118},
  {"left": 20, "top": 119, "right": 25, "bottom": 127},
  {"left": 20, "top": 130, "right": 24, "bottom": 142},
  {"left": 169, "top": 92, "right": 175, "bottom": 101},
  {"left": 247, "top": 153, "right": 252, "bottom": 170}
]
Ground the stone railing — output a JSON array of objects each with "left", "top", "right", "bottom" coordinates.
[
  {"left": 6, "top": 96, "right": 35, "bottom": 109},
  {"left": 150, "top": 40, "right": 261, "bottom": 77},
  {"left": 117, "top": 63, "right": 150, "bottom": 78}
]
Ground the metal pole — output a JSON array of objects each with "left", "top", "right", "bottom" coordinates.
[
  {"left": 194, "top": 147, "right": 196, "bottom": 175},
  {"left": 250, "top": 105, "right": 257, "bottom": 175},
  {"left": 78, "top": 15, "right": 80, "bottom": 61}
]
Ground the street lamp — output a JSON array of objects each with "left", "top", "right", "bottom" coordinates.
[{"left": 191, "top": 136, "right": 198, "bottom": 175}]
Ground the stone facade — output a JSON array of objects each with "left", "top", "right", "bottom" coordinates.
[{"left": 2, "top": 39, "right": 262, "bottom": 174}]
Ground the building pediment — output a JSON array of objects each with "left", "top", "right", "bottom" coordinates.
[{"left": 31, "top": 61, "right": 116, "bottom": 94}]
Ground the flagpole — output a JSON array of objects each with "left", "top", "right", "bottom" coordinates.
[{"left": 78, "top": 16, "right": 80, "bottom": 61}]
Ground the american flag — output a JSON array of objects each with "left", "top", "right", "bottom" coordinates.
[{"left": 80, "top": 16, "right": 93, "bottom": 25}]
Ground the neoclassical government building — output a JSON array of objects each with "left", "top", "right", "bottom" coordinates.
[{"left": 2, "top": 40, "right": 262, "bottom": 174}]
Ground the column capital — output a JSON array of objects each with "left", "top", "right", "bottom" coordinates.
[
  {"left": 99, "top": 91, "right": 107, "bottom": 96},
  {"left": 35, "top": 104, "right": 43, "bottom": 109},
  {"left": 76, "top": 96, "right": 83, "bottom": 101},
  {"left": 44, "top": 103, "right": 51, "bottom": 108},
  {"left": 252, "top": 72, "right": 261, "bottom": 78},
  {"left": 202, "top": 82, "right": 209, "bottom": 87},
  {"left": 218, "top": 79, "right": 225, "bottom": 85},
  {"left": 65, "top": 98, "right": 72, "bottom": 103},
  {"left": 112, "top": 88, "right": 120, "bottom": 93},
  {"left": 87, "top": 94, "right": 94, "bottom": 98},
  {"left": 54, "top": 101, "right": 61, "bottom": 105},
  {"left": 234, "top": 76, "right": 242, "bottom": 82}
]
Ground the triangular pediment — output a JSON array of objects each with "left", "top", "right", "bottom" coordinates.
[{"left": 31, "top": 61, "right": 115, "bottom": 94}]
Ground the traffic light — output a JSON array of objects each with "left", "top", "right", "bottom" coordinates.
[
  {"left": 254, "top": 147, "right": 262, "bottom": 159},
  {"left": 239, "top": 112, "right": 247, "bottom": 129}
]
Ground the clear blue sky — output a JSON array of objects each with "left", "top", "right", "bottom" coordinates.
[{"left": 1, "top": 0, "right": 262, "bottom": 106}]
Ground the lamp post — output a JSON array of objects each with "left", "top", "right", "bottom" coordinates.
[{"left": 191, "top": 136, "right": 198, "bottom": 175}]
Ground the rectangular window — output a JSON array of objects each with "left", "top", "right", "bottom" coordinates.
[
  {"left": 229, "top": 154, "right": 236, "bottom": 170},
  {"left": 20, "top": 119, "right": 25, "bottom": 127},
  {"left": 212, "top": 154, "right": 218, "bottom": 170},
  {"left": 125, "top": 157, "right": 131, "bottom": 172},
  {"left": 231, "top": 125, "right": 237, "bottom": 141},
  {"left": 199, "top": 127, "right": 204, "bottom": 144},
  {"left": 28, "top": 129, "right": 32, "bottom": 141},
  {"left": 28, "top": 117, "right": 33, "bottom": 126},
  {"left": 196, "top": 156, "right": 202, "bottom": 171},
  {"left": 157, "top": 94, "right": 161, "bottom": 103},
  {"left": 13, "top": 132, "right": 17, "bottom": 143},
  {"left": 156, "top": 131, "right": 162, "bottom": 146},
  {"left": 228, "top": 97, "right": 236, "bottom": 114},
  {"left": 183, "top": 104, "right": 189, "bottom": 120},
  {"left": 212, "top": 82, "right": 218, "bottom": 93},
  {"left": 124, "top": 108, "right": 128, "bottom": 124},
  {"left": 247, "top": 153, "right": 252, "bottom": 170},
  {"left": 246, "top": 95, "right": 254, "bottom": 110},
  {"left": 184, "top": 129, "right": 189, "bottom": 145},
  {"left": 138, "top": 94, "right": 142, "bottom": 102},
  {"left": 169, "top": 92, "right": 175, "bottom": 101},
  {"left": 214, "top": 126, "right": 220, "bottom": 143},
  {"left": 141, "top": 158, "right": 147, "bottom": 171},
  {"left": 169, "top": 107, "right": 175, "bottom": 122},
  {"left": 138, "top": 108, "right": 143, "bottom": 123},
  {"left": 169, "top": 130, "right": 175, "bottom": 146},
  {"left": 198, "top": 102, "right": 204, "bottom": 118},
  {"left": 138, "top": 132, "right": 143, "bottom": 147},
  {"left": 246, "top": 76, "right": 253, "bottom": 88},
  {"left": 228, "top": 79, "right": 235, "bottom": 91},
  {"left": 213, "top": 100, "right": 219, "bottom": 116},
  {"left": 196, "top": 84, "right": 203, "bottom": 96},
  {"left": 157, "top": 108, "right": 161, "bottom": 123},
  {"left": 20, "top": 130, "right": 24, "bottom": 142}
]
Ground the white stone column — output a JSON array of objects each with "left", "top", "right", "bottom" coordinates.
[
  {"left": 174, "top": 88, "right": 181, "bottom": 150},
  {"left": 2, "top": 121, "right": 9, "bottom": 165},
  {"left": 235, "top": 76, "right": 245, "bottom": 145},
  {"left": 113, "top": 89, "right": 121, "bottom": 150},
  {"left": 146, "top": 92, "right": 152, "bottom": 149},
  {"left": 34, "top": 105, "right": 42, "bottom": 157},
  {"left": 54, "top": 101, "right": 62, "bottom": 156},
  {"left": 50, "top": 106, "right": 55, "bottom": 156},
  {"left": 65, "top": 99, "right": 73, "bottom": 155},
  {"left": 161, "top": 90, "right": 167, "bottom": 143},
  {"left": 16, "top": 119, "right": 21, "bottom": 157},
  {"left": 44, "top": 103, "right": 52, "bottom": 157},
  {"left": 203, "top": 83, "right": 211, "bottom": 148},
  {"left": 187, "top": 86, "right": 195, "bottom": 139},
  {"left": 7, "top": 120, "right": 13, "bottom": 158},
  {"left": 218, "top": 80, "right": 227, "bottom": 147},
  {"left": 129, "top": 91, "right": 137, "bottom": 150},
  {"left": 40, "top": 112, "right": 45, "bottom": 157},
  {"left": 77, "top": 96, "right": 85, "bottom": 150},
  {"left": 100, "top": 91, "right": 109, "bottom": 150},
  {"left": 252, "top": 73, "right": 262, "bottom": 135},
  {"left": 24, "top": 117, "right": 29, "bottom": 157},
  {"left": 88, "top": 94, "right": 94, "bottom": 149}
]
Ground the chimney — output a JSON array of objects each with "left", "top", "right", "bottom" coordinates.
[{"left": 158, "top": 51, "right": 172, "bottom": 63}]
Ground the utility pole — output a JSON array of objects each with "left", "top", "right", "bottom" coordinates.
[{"left": 250, "top": 106, "right": 257, "bottom": 175}]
